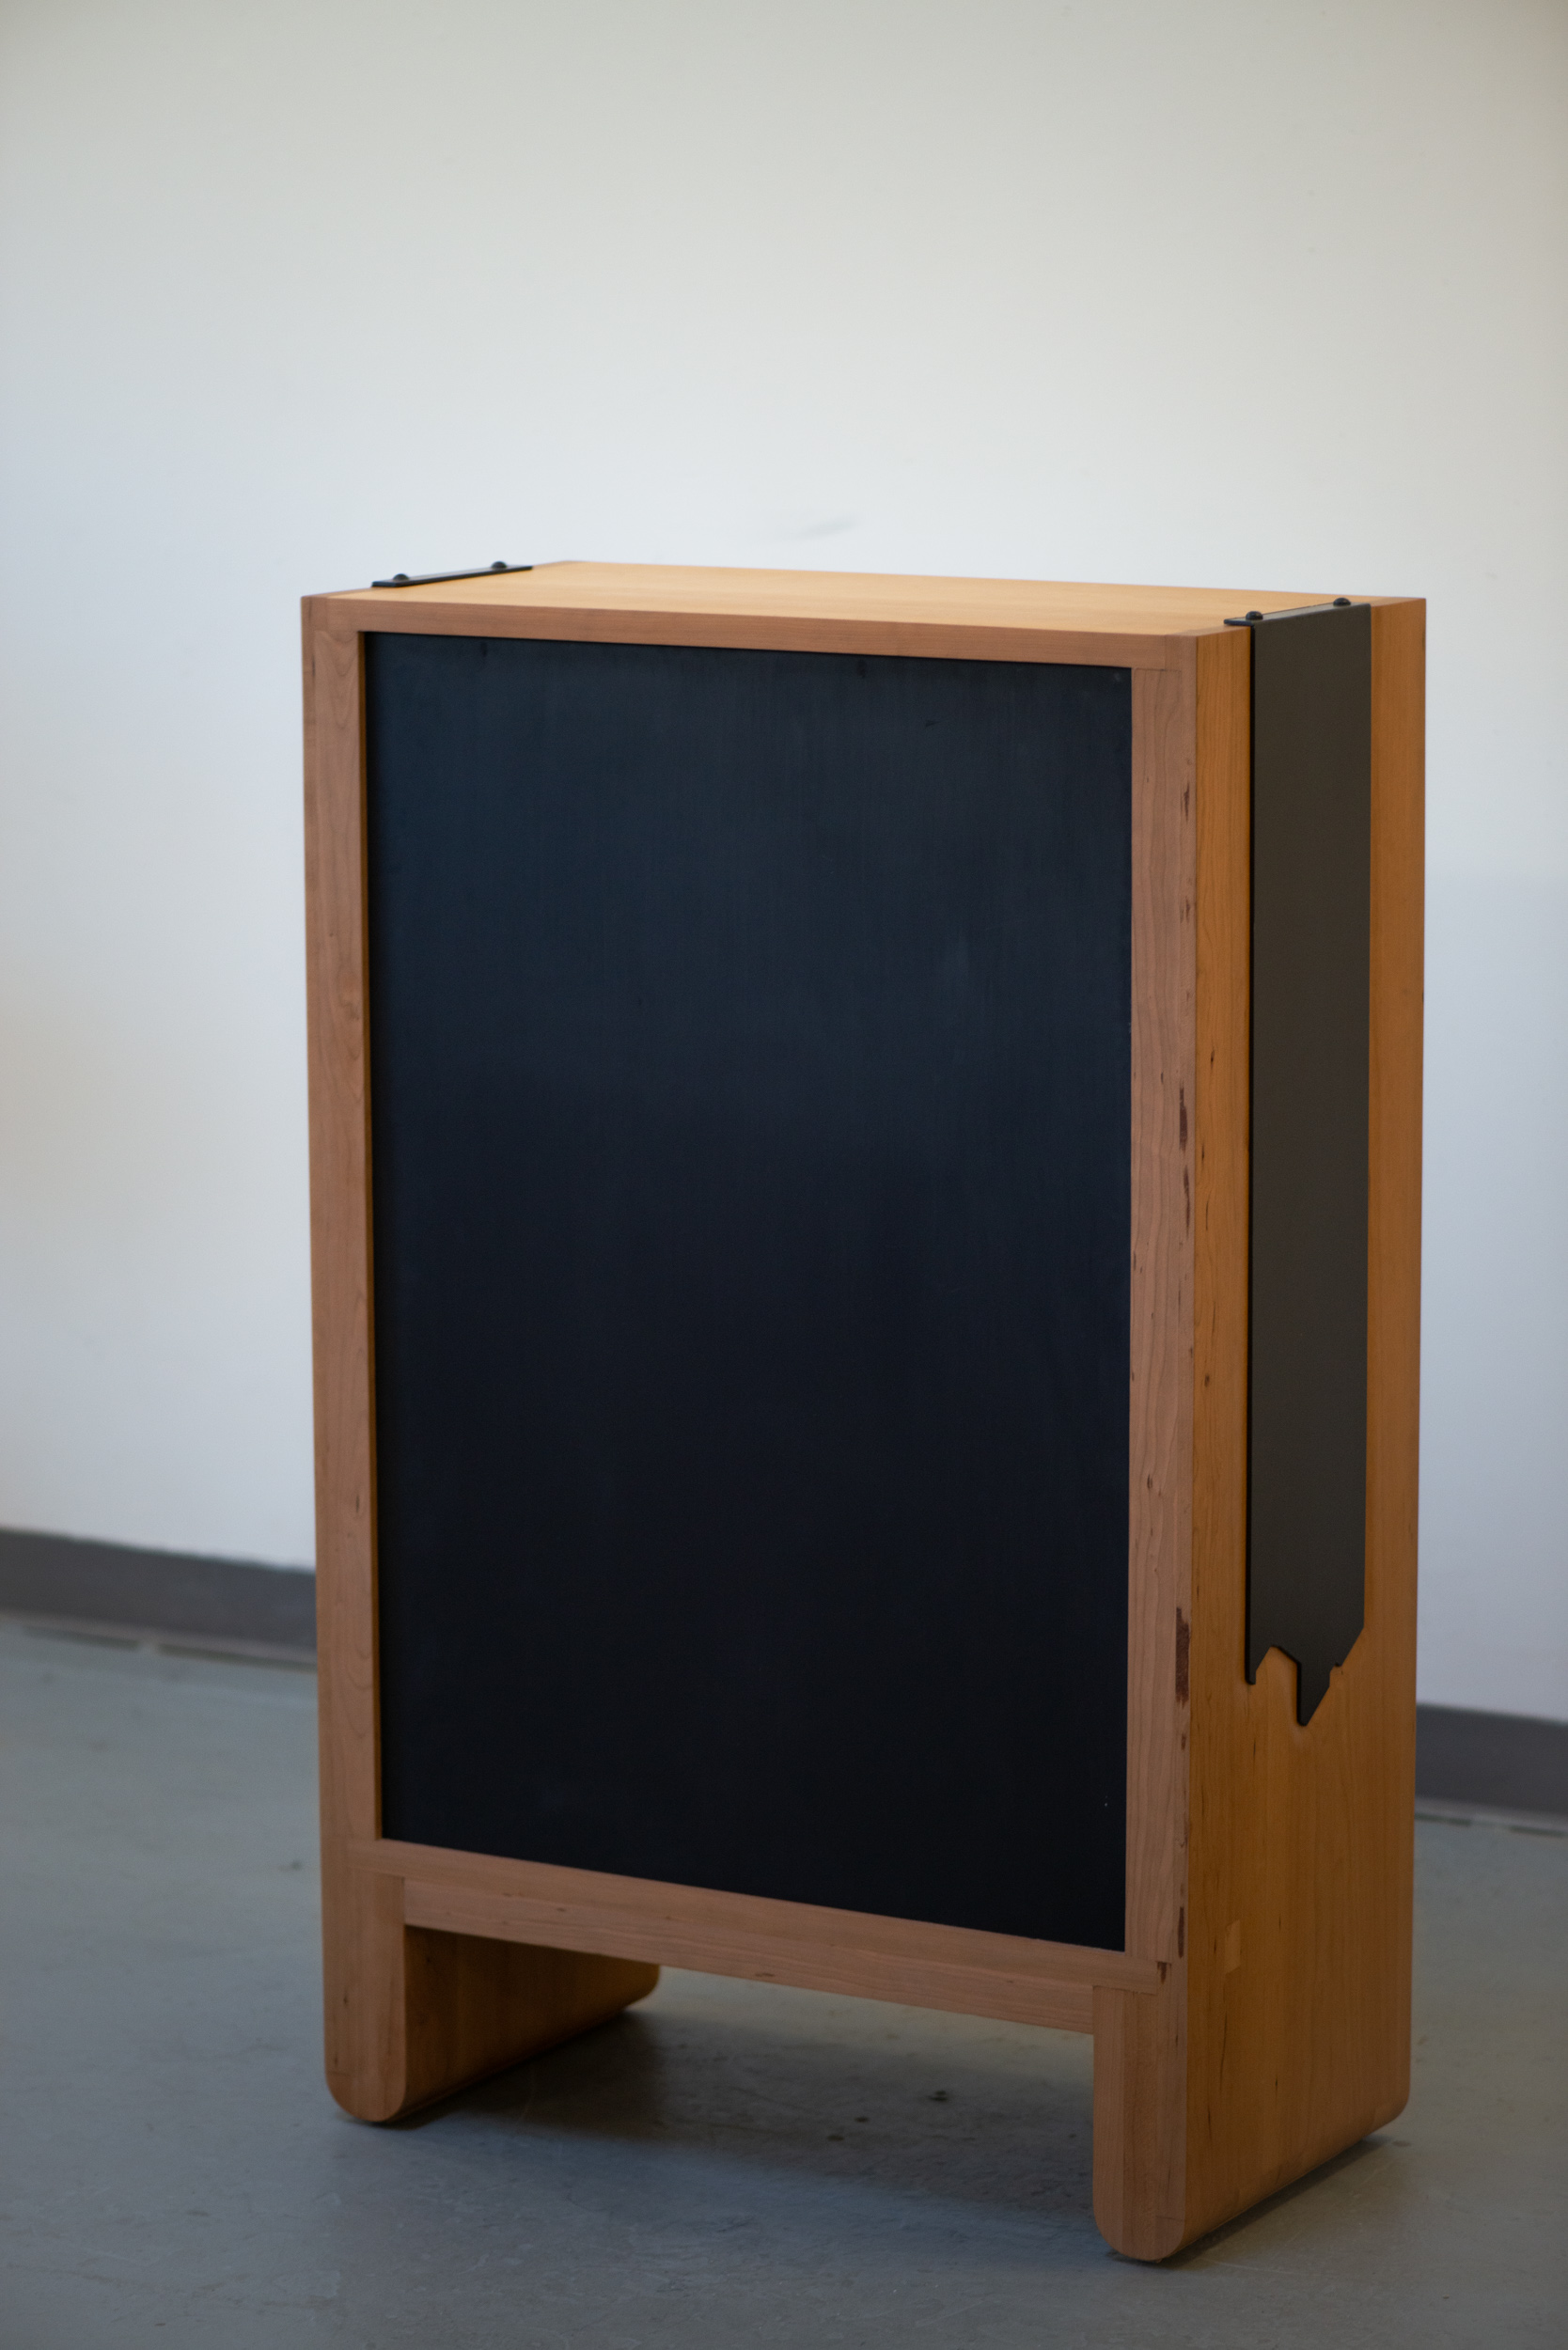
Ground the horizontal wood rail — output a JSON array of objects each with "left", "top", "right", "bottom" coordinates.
[
  {"left": 353, "top": 1837, "right": 1163, "bottom": 2035},
  {"left": 321, "top": 559, "right": 1393, "bottom": 675}
]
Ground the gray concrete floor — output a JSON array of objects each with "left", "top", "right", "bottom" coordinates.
[{"left": 1, "top": 1623, "right": 1562, "bottom": 2348}]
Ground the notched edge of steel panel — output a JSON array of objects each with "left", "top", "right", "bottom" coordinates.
[{"left": 1243, "top": 602, "right": 1372, "bottom": 1726}]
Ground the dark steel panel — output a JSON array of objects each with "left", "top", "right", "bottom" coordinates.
[
  {"left": 365, "top": 634, "right": 1132, "bottom": 1950},
  {"left": 1246, "top": 603, "right": 1372, "bottom": 1723}
]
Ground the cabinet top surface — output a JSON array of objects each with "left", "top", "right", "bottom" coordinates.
[{"left": 311, "top": 562, "right": 1414, "bottom": 666}]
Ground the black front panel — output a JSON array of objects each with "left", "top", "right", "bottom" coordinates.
[
  {"left": 1247, "top": 603, "right": 1372, "bottom": 1723},
  {"left": 366, "top": 634, "right": 1132, "bottom": 1949}
]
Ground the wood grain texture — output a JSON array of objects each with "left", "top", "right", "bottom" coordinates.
[
  {"left": 325, "top": 1865, "right": 658, "bottom": 2123},
  {"left": 402, "top": 1881, "right": 1095, "bottom": 2033},
  {"left": 1123, "top": 650, "right": 1200, "bottom": 1968},
  {"left": 1090, "top": 652, "right": 1200, "bottom": 2259},
  {"left": 319, "top": 562, "right": 1353, "bottom": 670},
  {"left": 353, "top": 1837, "right": 1160, "bottom": 2029},
  {"left": 304, "top": 608, "right": 658, "bottom": 2123},
  {"left": 1092, "top": 1974, "right": 1187, "bottom": 2258},
  {"left": 1179, "top": 603, "right": 1424, "bottom": 2248}
]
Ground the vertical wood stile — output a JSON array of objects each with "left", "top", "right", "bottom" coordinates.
[{"left": 1093, "top": 646, "right": 1199, "bottom": 2260}]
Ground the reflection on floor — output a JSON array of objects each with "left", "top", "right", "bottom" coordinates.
[{"left": 1, "top": 1620, "right": 1563, "bottom": 2346}]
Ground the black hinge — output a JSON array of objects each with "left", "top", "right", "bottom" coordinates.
[
  {"left": 370, "top": 561, "right": 534, "bottom": 589},
  {"left": 1225, "top": 596, "right": 1356, "bottom": 627}
]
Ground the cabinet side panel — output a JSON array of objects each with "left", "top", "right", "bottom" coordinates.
[{"left": 1185, "top": 605, "right": 1423, "bottom": 2245}]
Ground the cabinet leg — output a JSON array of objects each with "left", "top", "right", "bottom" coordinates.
[
  {"left": 323, "top": 1862, "right": 659, "bottom": 2123},
  {"left": 1091, "top": 1976, "right": 1187, "bottom": 2261}
]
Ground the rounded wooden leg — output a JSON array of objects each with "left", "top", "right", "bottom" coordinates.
[
  {"left": 323, "top": 1861, "right": 659, "bottom": 2123},
  {"left": 1091, "top": 1977, "right": 1188, "bottom": 2261}
]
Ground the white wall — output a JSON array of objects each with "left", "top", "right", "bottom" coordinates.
[{"left": 1, "top": 0, "right": 1563, "bottom": 1716}]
